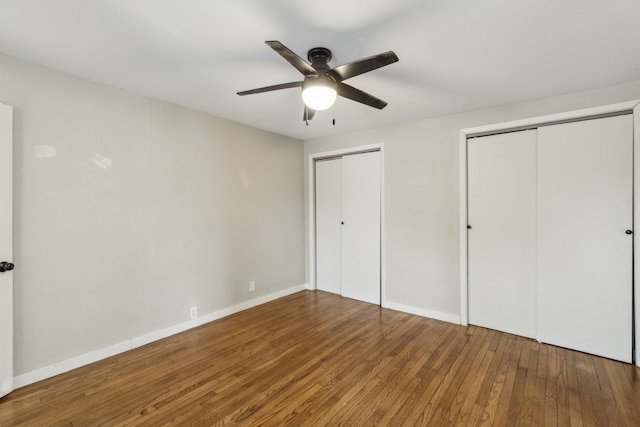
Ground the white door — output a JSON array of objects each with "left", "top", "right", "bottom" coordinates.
[
  {"left": 468, "top": 130, "right": 538, "bottom": 338},
  {"left": 0, "top": 103, "right": 13, "bottom": 398},
  {"left": 537, "top": 115, "right": 633, "bottom": 362},
  {"left": 315, "top": 158, "right": 342, "bottom": 295},
  {"left": 341, "top": 151, "right": 381, "bottom": 305}
]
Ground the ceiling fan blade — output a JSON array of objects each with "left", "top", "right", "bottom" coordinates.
[
  {"left": 303, "top": 105, "right": 316, "bottom": 122},
  {"left": 266, "top": 41, "right": 317, "bottom": 76},
  {"left": 327, "top": 51, "right": 398, "bottom": 82},
  {"left": 237, "top": 81, "right": 302, "bottom": 96},
  {"left": 336, "top": 82, "right": 388, "bottom": 110}
]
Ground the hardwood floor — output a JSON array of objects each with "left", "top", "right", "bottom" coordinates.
[{"left": 1, "top": 290, "right": 639, "bottom": 426}]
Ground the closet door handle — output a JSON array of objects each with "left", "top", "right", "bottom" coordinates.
[{"left": 625, "top": 229, "right": 633, "bottom": 235}]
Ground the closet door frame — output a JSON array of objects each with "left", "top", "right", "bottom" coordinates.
[
  {"left": 307, "top": 143, "right": 386, "bottom": 304},
  {"left": 458, "top": 100, "right": 640, "bottom": 367}
]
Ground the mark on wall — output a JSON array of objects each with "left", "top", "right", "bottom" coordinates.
[
  {"left": 92, "top": 152, "right": 112, "bottom": 169},
  {"left": 240, "top": 167, "right": 251, "bottom": 188},
  {"left": 34, "top": 145, "right": 57, "bottom": 159}
]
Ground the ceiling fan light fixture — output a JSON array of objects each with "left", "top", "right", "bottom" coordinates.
[
  {"left": 302, "top": 77, "right": 337, "bottom": 111},
  {"left": 238, "top": 41, "right": 399, "bottom": 122}
]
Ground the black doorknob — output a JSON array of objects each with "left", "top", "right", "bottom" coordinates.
[
  {"left": 625, "top": 230, "right": 633, "bottom": 235},
  {"left": 0, "top": 261, "right": 14, "bottom": 272}
]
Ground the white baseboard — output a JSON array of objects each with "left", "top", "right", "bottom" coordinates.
[
  {"left": 14, "top": 284, "right": 307, "bottom": 389},
  {"left": 13, "top": 340, "right": 132, "bottom": 389},
  {"left": 383, "top": 300, "right": 461, "bottom": 325}
]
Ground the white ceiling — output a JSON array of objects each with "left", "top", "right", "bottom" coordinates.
[{"left": 1, "top": 0, "right": 639, "bottom": 140}]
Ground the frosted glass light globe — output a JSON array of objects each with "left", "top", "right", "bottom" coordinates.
[{"left": 302, "top": 85, "right": 337, "bottom": 111}]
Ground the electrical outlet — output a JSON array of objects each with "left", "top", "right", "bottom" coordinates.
[
  {"left": 189, "top": 306, "right": 197, "bottom": 320},
  {"left": 249, "top": 280, "right": 256, "bottom": 292}
]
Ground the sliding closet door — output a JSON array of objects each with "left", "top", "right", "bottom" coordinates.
[
  {"left": 468, "top": 130, "right": 537, "bottom": 338},
  {"left": 341, "top": 151, "right": 381, "bottom": 305},
  {"left": 315, "top": 151, "right": 381, "bottom": 304},
  {"left": 315, "top": 158, "right": 342, "bottom": 295},
  {"left": 537, "top": 115, "right": 633, "bottom": 362}
]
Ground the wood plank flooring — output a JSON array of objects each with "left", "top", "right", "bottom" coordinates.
[{"left": 1, "top": 290, "right": 639, "bottom": 426}]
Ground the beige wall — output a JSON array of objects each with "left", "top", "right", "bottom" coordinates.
[
  {"left": 304, "top": 80, "right": 640, "bottom": 321},
  {"left": 0, "top": 54, "right": 305, "bottom": 374}
]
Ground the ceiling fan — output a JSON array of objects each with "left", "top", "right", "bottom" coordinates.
[{"left": 237, "top": 41, "right": 399, "bottom": 123}]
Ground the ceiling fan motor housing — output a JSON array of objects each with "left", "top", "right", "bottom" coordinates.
[{"left": 307, "top": 47, "right": 332, "bottom": 72}]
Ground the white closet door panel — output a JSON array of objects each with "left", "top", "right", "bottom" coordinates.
[
  {"left": 468, "top": 130, "right": 537, "bottom": 338},
  {"left": 315, "top": 158, "right": 342, "bottom": 295},
  {"left": 0, "top": 103, "right": 13, "bottom": 398},
  {"left": 341, "top": 151, "right": 381, "bottom": 304},
  {"left": 537, "top": 115, "right": 633, "bottom": 362}
]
